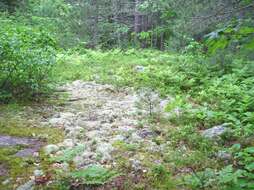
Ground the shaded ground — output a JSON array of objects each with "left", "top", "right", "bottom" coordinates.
[
  {"left": 0, "top": 102, "right": 64, "bottom": 189},
  {"left": 0, "top": 135, "right": 43, "bottom": 157}
]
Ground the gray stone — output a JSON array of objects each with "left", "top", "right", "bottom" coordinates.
[
  {"left": 217, "top": 151, "right": 232, "bottom": 160},
  {"left": 118, "top": 126, "right": 135, "bottom": 133},
  {"left": 129, "top": 158, "right": 142, "bottom": 171},
  {"left": 202, "top": 124, "right": 229, "bottom": 139},
  {"left": 73, "top": 156, "right": 84, "bottom": 167},
  {"left": 135, "top": 65, "right": 145, "bottom": 72},
  {"left": 77, "top": 120, "right": 101, "bottom": 130},
  {"left": 16, "top": 180, "right": 35, "bottom": 190},
  {"left": 52, "top": 162, "right": 69, "bottom": 171},
  {"left": 110, "top": 135, "right": 125, "bottom": 143},
  {"left": 82, "top": 151, "right": 94, "bottom": 158},
  {"left": 0, "top": 135, "right": 37, "bottom": 146},
  {"left": 86, "top": 130, "right": 102, "bottom": 140},
  {"left": 44, "top": 144, "right": 59, "bottom": 155},
  {"left": 96, "top": 143, "right": 113, "bottom": 161},
  {"left": 49, "top": 118, "right": 69, "bottom": 126},
  {"left": 159, "top": 99, "right": 169, "bottom": 111},
  {"left": 66, "top": 126, "right": 85, "bottom": 138},
  {"left": 60, "top": 112, "right": 75, "bottom": 119},
  {"left": 33, "top": 169, "right": 43, "bottom": 177},
  {"left": 130, "top": 133, "right": 143, "bottom": 143},
  {"left": 73, "top": 156, "right": 96, "bottom": 168},
  {"left": 138, "top": 129, "right": 154, "bottom": 138},
  {"left": 2, "top": 178, "right": 11, "bottom": 185},
  {"left": 62, "top": 139, "right": 75, "bottom": 148}
]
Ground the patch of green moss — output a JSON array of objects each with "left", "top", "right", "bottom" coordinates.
[
  {"left": 113, "top": 141, "right": 139, "bottom": 152},
  {"left": 0, "top": 124, "right": 64, "bottom": 144},
  {"left": 0, "top": 147, "right": 35, "bottom": 189},
  {"left": 0, "top": 103, "right": 64, "bottom": 189}
]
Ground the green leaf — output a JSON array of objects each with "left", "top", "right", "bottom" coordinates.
[
  {"left": 231, "top": 144, "right": 241, "bottom": 151},
  {"left": 245, "top": 147, "right": 254, "bottom": 154},
  {"left": 245, "top": 163, "right": 254, "bottom": 171},
  {"left": 52, "top": 145, "right": 85, "bottom": 162},
  {"left": 238, "top": 27, "right": 254, "bottom": 35}
]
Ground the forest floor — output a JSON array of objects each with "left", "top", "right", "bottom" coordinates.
[
  {"left": 0, "top": 80, "right": 177, "bottom": 190},
  {"left": 1, "top": 50, "right": 242, "bottom": 190}
]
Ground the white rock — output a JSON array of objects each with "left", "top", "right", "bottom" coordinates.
[
  {"left": 44, "top": 144, "right": 59, "bottom": 155},
  {"left": 118, "top": 126, "right": 135, "bottom": 133},
  {"left": 82, "top": 151, "right": 95, "bottom": 159},
  {"left": 217, "top": 151, "right": 232, "bottom": 160},
  {"left": 16, "top": 180, "right": 35, "bottom": 190},
  {"left": 73, "top": 156, "right": 83, "bottom": 166},
  {"left": 2, "top": 178, "right": 11, "bottom": 185},
  {"left": 49, "top": 118, "right": 62, "bottom": 125},
  {"left": 129, "top": 158, "right": 142, "bottom": 171},
  {"left": 66, "top": 126, "right": 85, "bottom": 139},
  {"left": 52, "top": 162, "right": 69, "bottom": 171},
  {"left": 159, "top": 99, "right": 170, "bottom": 111},
  {"left": 202, "top": 124, "right": 230, "bottom": 139},
  {"left": 49, "top": 118, "right": 70, "bottom": 127},
  {"left": 96, "top": 143, "right": 113, "bottom": 161},
  {"left": 86, "top": 130, "right": 102, "bottom": 140},
  {"left": 110, "top": 135, "right": 125, "bottom": 143},
  {"left": 135, "top": 65, "right": 145, "bottom": 72},
  {"left": 77, "top": 120, "right": 101, "bottom": 130},
  {"left": 60, "top": 112, "right": 75, "bottom": 119},
  {"left": 62, "top": 139, "right": 75, "bottom": 148},
  {"left": 130, "top": 133, "right": 143, "bottom": 143},
  {"left": 33, "top": 170, "right": 43, "bottom": 177}
]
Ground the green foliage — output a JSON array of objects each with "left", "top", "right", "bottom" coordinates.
[
  {"left": 0, "top": 19, "right": 57, "bottom": 102},
  {"left": 52, "top": 145, "right": 85, "bottom": 163},
  {"left": 70, "top": 165, "right": 119, "bottom": 185},
  {"left": 55, "top": 50, "right": 254, "bottom": 189},
  {"left": 27, "top": 0, "right": 76, "bottom": 47},
  {"left": 205, "top": 20, "right": 254, "bottom": 58},
  {"left": 185, "top": 145, "right": 254, "bottom": 190},
  {"left": 149, "top": 164, "right": 176, "bottom": 189}
]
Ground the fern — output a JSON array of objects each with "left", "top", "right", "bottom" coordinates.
[
  {"left": 71, "top": 165, "right": 119, "bottom": 185},
  {"left": 52, "top": 145, "right": 85, "bottom": 163}
]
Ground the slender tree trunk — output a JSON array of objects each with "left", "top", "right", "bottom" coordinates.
[
  {"left": 134, "top": 0, "right": 141, "bottom": 46},
  {"left": 92, "top": 0, "right": 99, "bottom": 48}
]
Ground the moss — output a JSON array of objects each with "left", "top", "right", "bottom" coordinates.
[
  {"left": 0, "top": 147, "right": 35, "bottom": 189},
  {"left": 0, "top": 124, "right": 64, "bottom": 144},
  {"left": 0, "top": 103, "right": 64, "bottom": 189},
  {"left": 113, "top": 141, "right": 139, "bottom": 152}
]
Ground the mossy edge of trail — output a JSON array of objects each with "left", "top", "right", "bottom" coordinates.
[{"left": 0, "top": 103, "right": 64, "bottom": 189}]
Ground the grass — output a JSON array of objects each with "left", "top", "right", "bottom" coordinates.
[{"left": 0, "top": 147, "right": 34, "bottom": 189}]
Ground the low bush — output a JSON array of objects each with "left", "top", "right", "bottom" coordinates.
[{"left": 0, "top": 19, "right": 57, "bottom": 102}]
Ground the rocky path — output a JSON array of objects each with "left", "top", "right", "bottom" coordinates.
[
  {"left": 45, "top": 81, "right": 166, "bottom": 171},
  {"left": 2, "top": 81, "right": 230, "bottom": 189},
  {"left": 12, "top": 80, "right": 171, "bottom": 189}
]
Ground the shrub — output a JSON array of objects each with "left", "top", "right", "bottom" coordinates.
[{"left": 0, "top": 19, "right": 57, "bottom": 102}]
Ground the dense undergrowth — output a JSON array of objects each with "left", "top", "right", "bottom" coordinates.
[
  {"left": 0, "top": 23, "right": 253, "bottom": 187},
  {"left": 54, "top": 49, "right": 254, "bottom": 189},
  {"left": 0, "top": 17, "right": 57, "bottom": 102}
]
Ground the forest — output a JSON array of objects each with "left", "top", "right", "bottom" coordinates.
[{"left": 0, "top": 0, "right": 254, "bottom": 189}]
